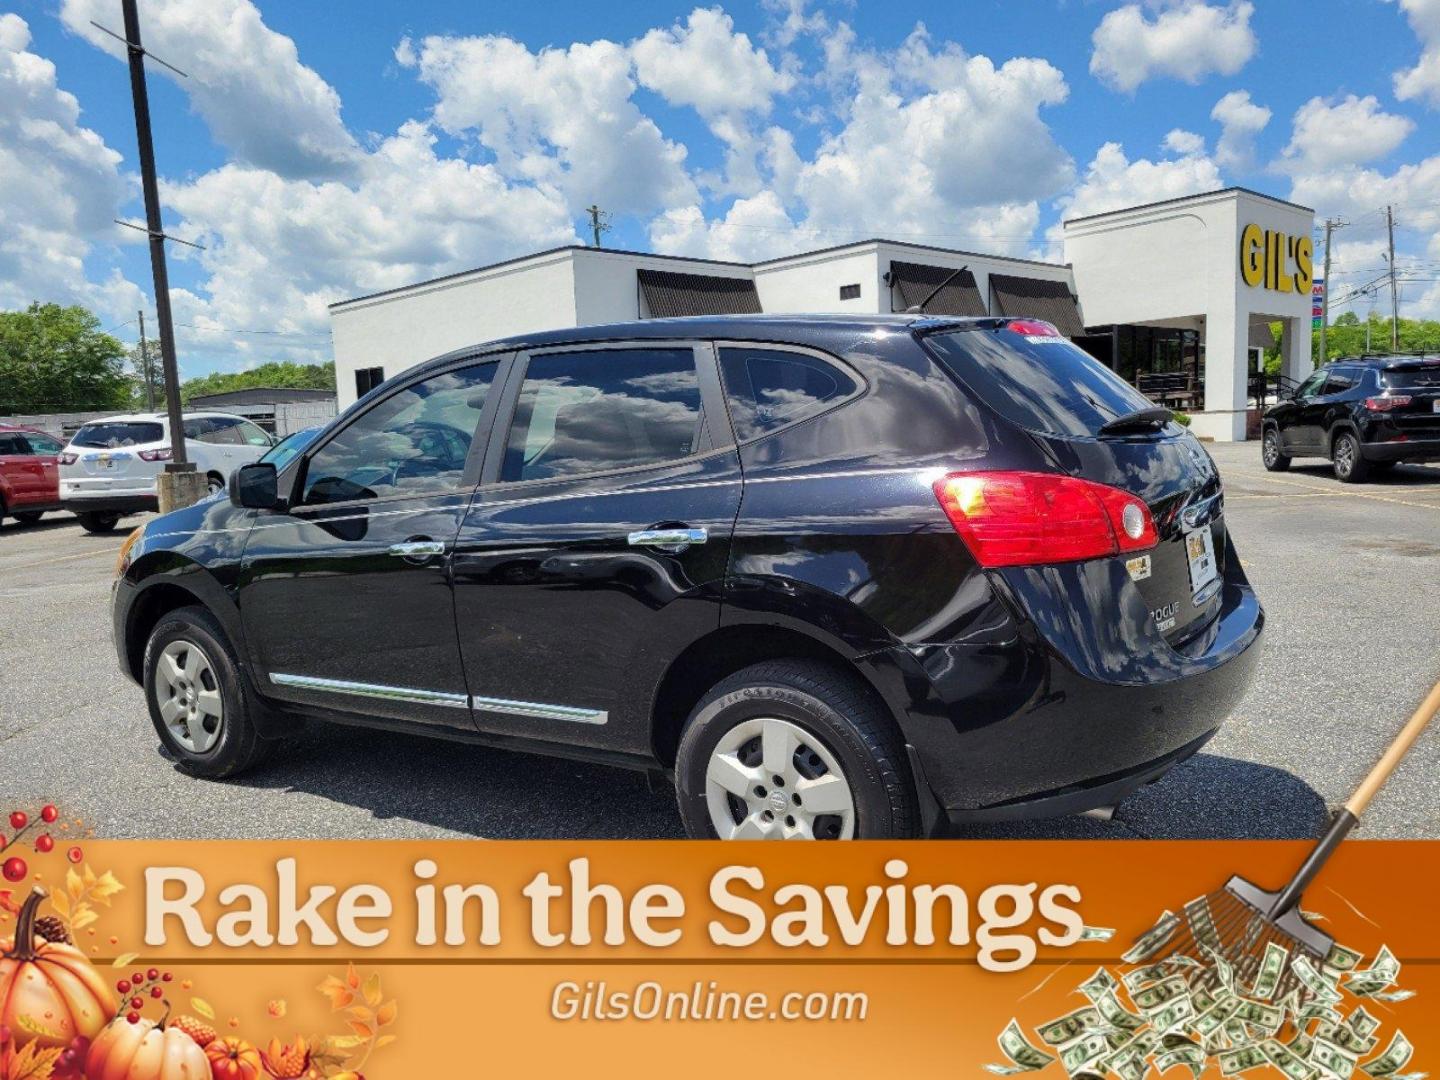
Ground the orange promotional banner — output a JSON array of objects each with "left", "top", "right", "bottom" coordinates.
[{"left": 1, "top": 839, "right": 1435, "bottom": 1077}]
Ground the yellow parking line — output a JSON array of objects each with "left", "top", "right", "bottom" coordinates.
[
  {"left": 1234, "top": 472, "right": 1440, "bottom": 511},
  {"left": 1, "top": 549, "right": 116, "bottom": 573}
]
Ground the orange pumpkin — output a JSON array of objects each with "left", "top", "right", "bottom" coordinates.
[
  {"left": 86, "top": 1014, "right": 210, "bottom": 1080},
  {"left": 0, "top": 887, "right": 115, "bottom": 1050},
  {"left": 206, "top": 1035, "right": 263, "bottom": 1080}
]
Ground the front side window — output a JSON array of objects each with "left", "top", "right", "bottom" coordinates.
[
  {"left": 718, "top": 347, "right": 857, "bottom": 441},
  {"left": 22, "top": 433, "right": 63, "bottom": 455},
  {"left": 71, "top": 421, "right": 164, "bottom": 448},
  {"left": 237, "top": 420, "right": 273, "bottom": 447},
  {"left": 302, "top": 363, "right": 496, "bottom": 504},
  {"left": 502, "top": 348, "right": 704, "bottom": 482},
  {"left": 1294, "top": 370, "right": 1328, "bottom": 398}
]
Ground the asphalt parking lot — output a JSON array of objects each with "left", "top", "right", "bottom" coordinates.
[{"left": 2, "top": 441, "right": 1438, "bottom": 841}]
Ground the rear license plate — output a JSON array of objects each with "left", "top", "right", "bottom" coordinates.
[
  {"left": 1185, "top": 527, "right": 1217, "bottom": 595},
  {"left": 98, "top": 455, "right": 113, "bottom": 470}
]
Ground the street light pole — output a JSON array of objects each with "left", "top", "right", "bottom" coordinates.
[{"left": 117, "top": 0, "right": 206, "bottom": 510}]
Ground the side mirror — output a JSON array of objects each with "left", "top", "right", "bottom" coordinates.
[{"left": 231, "top": 462, "right": 280, "bottom": 510}]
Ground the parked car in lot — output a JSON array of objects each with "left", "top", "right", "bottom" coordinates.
[
  {"left": 60, "top": 411, "right": 273, "bottom": 532},
  {"left": 0, "top": 424, "right": 65, "bottom": 527},
  {"left": 1262, "top": 355, "right": 1440, "bottom": 482},
  {"left": 111, "top": 315, "right": 1263, "bottom": 839}
]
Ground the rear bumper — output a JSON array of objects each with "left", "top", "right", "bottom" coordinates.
[
  {"left": 62, "top": 494, "right": 158, "bottom": 515},
  {"left": 1360, "top": 437, "right": 1440, "bottom": 463},
  {"left": 860, "top": 541, "right": 1263, "bottom": 819}
]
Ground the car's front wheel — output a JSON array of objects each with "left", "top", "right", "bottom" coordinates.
[
  {"left": 75, "top": 511, "right": 120, "bottom": 533},
  {"left": 674, "top": 660, "right": 918, "bottom": 840},
  {"left": 142, "top": 605, "right": 273, "bottom": 778},
  {"left": 1261, "top": 427, "right": 1291, "bottom": 472},
  {"left": 1332, "top": 431, "right": 1371, "bottom": 483}
]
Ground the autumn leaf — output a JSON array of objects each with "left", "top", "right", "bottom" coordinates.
[
  {"left": 111, "top": 952, "right": 138, "bottom": 968},
  {"left": 346, "top": 1021, "right": 373, "bottom": 1040},
  {"left": 191, "top": 998, "right": 216, "bottom": 1020},
  {"left": 46, "top": 892, "right": 67, "bottom": 919},
  {"left": 323, "top": 1035, "right": 366, "bottom": 1053},
  {"left": 90, "top": 871, "right": 124, "bottom": 905},
  {"left": 70, "top": 907, "right": 98, "bottom": 932},
  {"left": 375, "top": 1000, "right": 397, "bottom": 1027},
  {"left": 344, "top": 963, "right": 360, "bottom": 990},
  {"left": 361, "top": 972, "right": 382, "bottom": 1007},
  {"left": 374, "top": 1034, "right": 397, "bottom": 1050},
  {"left": 4, "top": 1040, "right": 63, "bottom": 1080},
  {"left": 317, "top": 976, "right": 354, "bottom": 1011},
  {"left": 14, "top": 1014, "right": 64, "bottom": 1041},
  {"left": 65, "top": 868, "right": 82, "bottom": 902},
  {"left": 344, "top": 1006, "right": 372, "bottom": 1024}
]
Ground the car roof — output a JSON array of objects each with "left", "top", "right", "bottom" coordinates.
[
  {"left": 76, "top": 410, "right": 254, "bottom": 424},
  {"left": 1327, "top": 354, "right": 1440, "bottom": 368},
  {"left": 0, "top": 424, "right": 51, "bottom": 435},
  {"left": 409, "top": 312, "right": 1002, "bottom": 379}
]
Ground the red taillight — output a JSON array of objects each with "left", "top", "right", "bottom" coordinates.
[
  {"left": 138, "top": 447, "right": 172, "bottom": 462},
  {"left": 1005, "top": 319, "right": 1063, "bottom": 339},
  {"left": 1365, "top": 395, "right": 1411, "bottom": 411},
  {"left": 932, "top": 471, "right": 1158, "bottom": 568},
  {"left": 58, "top": 452, "right": 77, "bottom": 465}
]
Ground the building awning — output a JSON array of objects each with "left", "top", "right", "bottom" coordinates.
[
  {"left": 988, "top": 274, "right": 1086, "bottom": 337},
  {"left": 637, "top": 268, "right": 762, "bottom": 318},
  {"left": 887, "top": 261, "right": 986, "bottom": 316}
]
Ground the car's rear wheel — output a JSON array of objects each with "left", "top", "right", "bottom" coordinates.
[
  {"left": 206, "top": 472, "right": 225, "bottom": 494},
  {"left": 13, "top": 511, "right": 44, "bottom": 524},
  {"left": 75, "top": 511, "right": 120, "bottom": 533},
  {"left": 1261, "top": 427, "right": 1291, "bottom": 472},
  {"left": 674, "top": 660, "right": 918, "bottom": 840},
  {"left": 142, "top": 605, "right": 273, "bottom": 778},
  {"left": 1332, "top": 431, "right": 1371, "bottom": 483}
]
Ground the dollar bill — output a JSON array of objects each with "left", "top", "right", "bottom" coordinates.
[
  {"left": 1349, "top": 1007, "right": 1382, "bottom": 1039},
  {"left": 1293, "top": 955, "right": 1345, "bottom": 1006},
  {"left": 1219, "top": 1045, "right": 1269, "bottom": 1076},
  {"left": 1150, "top": 995, "right": 1196, "bottom": 1034},
  {"left": 1037, "top": 1007, "right": 1104, "bottom": 1047},
  {"left": 1095, "top": 990, "right": 1146, "bottom": 1033},
  {"left": 1156, "top": 1044, "right": 1206, "bottom": 1078},
  {"left": 1325, "top": 943, "right": 1365, "bottom": 973},
  {"left": 1288, "top": 1032, "right": 1314, "bottom": 1060},
  {"left": 1263, "top": 1038, "right": 1320, "bottom": 1080},
  {"left": 1123, "top": 963, "right": 1171, "bottom": 992},
  {"left": 1080, "top": 925, "right": 1116, "bottom": 942},
  {"left": 1060, "top": 1033, "right": 1111, "bottom": 1076},
  {"left": 1123, "top": 911, "right": 1180, "bottom": 965},
  {"left": 1193, "top": 998, "right": 1242, "bottom": 1039},
  {"left": 1346, "top": 947, "right": 1400, "bottom": 995},
  {"left": 1133, "top": 975, "right": 1189, "bottom": 1014},
  {"left": 1232, "top": 998, "right": 1284, "bottom": 1034},
  {"left": 1366, "top": 989, "right": 1416, "bottom": 1003},
  {"left": 1203, "top": 944, "right": 1237, "bottom": 992},
  {"left": 989, "top": 1019, "right": 1057, "bottom": 1074},
  {"left": 1251, "top": 941, "right": 1290, "bottom": 1001},
  {"left": 1319, "top": 1022, "right": 1379, "bottom": 1058},
  {"left": 1361, "top": 1032, "right": 1413, "bottom": 1078},
  {"left": 1313, "top": 1037, "right": 1360, "bottom": 1080},
  {"left": 1079, "top": 967, "right": 1119, "bottom": 1003}
]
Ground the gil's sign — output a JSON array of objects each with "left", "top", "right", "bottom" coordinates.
[{"left": 1239, "top": 223, "right": 1313, "bottom": 294}]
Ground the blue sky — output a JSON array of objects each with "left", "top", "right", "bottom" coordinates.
[{"left": 3, "top": 0, "right": 1439, "bottom": 378}]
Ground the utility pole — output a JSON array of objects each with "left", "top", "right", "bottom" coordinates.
[
  {"left": 585, "top": 204, "right": 609, "bottom": 248},
  {"left": 137, "top": 309, "right": 155, "bottom": 411},
  {"left": 1319, "top": 218, "right": 1335, "bottom": 365},
  {"left": 1386, "top": 205, "right": 1400, "bottom": 351},
  {"left": 109, "top": 0, "right": 207, "bottom": 510}
]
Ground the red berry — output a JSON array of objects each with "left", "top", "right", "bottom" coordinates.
[
  {"left": 66, "top": 846, "right": 82, "bottom": 864},
  {"left": 132, "top": 971, "right": 143, "bottom": 984},
  {"left": 126, "top": 1012, "right": 140, "bottom": 1024},
  {"left": 161, "top": 972, "right": 173, "bottom": 982},
  {"left": 9, "top": 811, "right": 26, "bottom": 831},
  {"left": 147, "top": 967, "right": 159, "bottom": 981},
  {"left": 130, "top": 996, "right": 143, "bottom": 1010},
  {"left": 40, "top": 805, "right": 58, "bottom": 823},
  {"left": 1, "top": 857, "right": 26, "bottom": 882},
  {"left": 117, "top": 980, "right": 130, "bottom": 994},
  {"left": 35, "top": 834, "right": 54, "bottom": 853}
]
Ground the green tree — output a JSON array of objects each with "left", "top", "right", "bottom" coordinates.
[
  {"left": 129, "top": 338, "right": 165, "bottom": 410},
  {"left": 0, "top": 303, "right": 132, "bottom": 411},
  {"left": 180, "top": 360, "right": 335, "bottom": 404}
]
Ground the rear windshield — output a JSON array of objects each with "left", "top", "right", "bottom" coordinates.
[
  {"left": 71, "top": 421, "right": 163, "bottom": 448},
  {"left": 925, "top": 328, "right": 1163, "bottom": 438},
  {"left": 1382, "top": 366, "right": 1440, "bottom": 389}
]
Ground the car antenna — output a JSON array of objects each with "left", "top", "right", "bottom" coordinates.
[{"left": 906, "top": 265, "right": 968, "bottom": 314}]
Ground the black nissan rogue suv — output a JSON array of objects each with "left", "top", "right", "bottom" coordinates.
[{"left": 112, "top": 315, "right": 1263, "bottom": 839}]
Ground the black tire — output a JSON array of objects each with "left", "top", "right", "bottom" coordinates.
[
  {"left": 674, "top": 660, "right": 918, "bottom": 840},
  {"left": 13, "top": 511, "right": 44, "bottom": 524},
  {"left": 142, "top": 604, "right": 273, "bottom": 778},
  {"left": 1331, "top": 431, "right": 1371, "bottom": 483},
  {"left": 76, "top": 511, "right": 120, "bottom": 533},
  {"left": 206, "top": 472, "right": 225, "bottom": 495},
  {"left": 1261, "top": 427, "right": 1291, "bottom": 472}
]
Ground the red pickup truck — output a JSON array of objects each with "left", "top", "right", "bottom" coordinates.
[{"left": 0, "top": 424, "right": 65, "bottom": 527}]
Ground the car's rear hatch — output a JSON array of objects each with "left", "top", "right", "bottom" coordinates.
[
  {"left": 1378, "top": 361, "right": 1440, "bottom": 439},
  {"left": 67, "top": 421, "right": 164, "bottom": 484},
  {"left": 922, "top": 321, "right": 1226, "bottom": 646}
]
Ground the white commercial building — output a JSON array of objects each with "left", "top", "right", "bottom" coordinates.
[{"left": 330, "top": 187, "right": 1315, "bottom": 441}]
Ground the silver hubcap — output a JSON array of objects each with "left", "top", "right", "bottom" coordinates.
[
  {"left": 704, "top": 717, "right": 856, "bottom": 840},
  {"left": 1336, "top": 438, "right": 1354, "bottom": 474},
  {"left": 156, "top": 640, "right": 224, "bottom": 753},
  {"left": 1263, "top": 433, "right": 1278, "bottom": 465}
]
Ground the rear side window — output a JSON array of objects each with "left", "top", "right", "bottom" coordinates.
[
  {"left": 71, "top": 421, "right": 163, "bottom": 448},
  {"left": 1383, "top": 366, "right": 1440, "bottom": 389},
  {"left": 718, "top": 347, "right": 857, "bottom": 441},
  {"left": 925, "top": 329, "right": 1158, "bottom": 438},
  {"left": 0, "top": 434, "right": 25, "bottom": 454},
  {"left": 1323, "top": 368, "right": 1359, "bottom": 394},
  {"left": 502, "top": 348, "right": 704, "bottom": 482}
]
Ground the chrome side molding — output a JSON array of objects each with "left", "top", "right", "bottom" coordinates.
[
  {"left": 269, "top": 672, "right": 469, "bottom": 709},
  {"left": 472, "top": 695, "right": 608, "bottom": 725},
  {"left": 627, "top": 526, "right": 707, "bottom": 548}
]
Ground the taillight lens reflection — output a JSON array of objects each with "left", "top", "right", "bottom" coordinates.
[
  {"left": 138, "top": 447, "right": 173, "bottom": 462},
  {"left": 58, "top": 452, "right": 77, "bottom": 465},
  {"left": 1364, "top": 395, "right": 1412, "bottom": 411},
  {"left": 932, "top": 471, "right": 1158, "bottom": 568}
]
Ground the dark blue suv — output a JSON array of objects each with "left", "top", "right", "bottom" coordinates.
[{"left": 111, "top": 315, "right": 1263, "bottom": 839}]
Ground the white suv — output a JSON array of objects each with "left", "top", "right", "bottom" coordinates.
[{"left": 59, "top": 412, "right": 274, "bottom": 532}]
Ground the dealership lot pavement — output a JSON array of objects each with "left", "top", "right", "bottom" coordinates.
[{"left": 2, "top": 441, "right": 1438, "bottom": 841}]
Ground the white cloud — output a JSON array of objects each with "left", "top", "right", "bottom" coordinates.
[
  {"left": 1210, "top": 90, "right": 1270, "bottom": 169},
  {"left": 633, "top": 8, "right": 793, "bottom": 118},
  {"left": 1394, "top": 0, "right": 1440, "bottom": 106},
  {"left": 1163, "top": 129, "right": 1206, "bottom": 156},
  {"left": 397, "top": 32, "right": 697, "bottom": 216},
  {"left": 650, "top": 190, "right": 802, "bottom": 262},
  {"left": 0, "top": 14, "right": 142, "bottom": 321},
  {"left": 1279, "top": 95, "right": 1413, "bottom": 173},
  {"left": 1056, "top": 139, "right": 1223, "bottom": 226},
  {"left": 1090, "top": 2, "right": 1257, "bottom": 93},
  {"left": 59, "top": 0, "right": 360, "bottom": 180}
]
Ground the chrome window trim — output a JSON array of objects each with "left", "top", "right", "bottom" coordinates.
[
  {"left": 472, "top": 695, "right": 607, "bottom": 725},
  {"left": 269, "top": 672, "right": 469, "bottom": 709}
]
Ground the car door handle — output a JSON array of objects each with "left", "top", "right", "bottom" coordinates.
[
  {"left": 627, "top": 526, "right": 708, "bottom": 549},
  {"left": 389, "top": 540, "right": 446, "bottom": 559}
]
